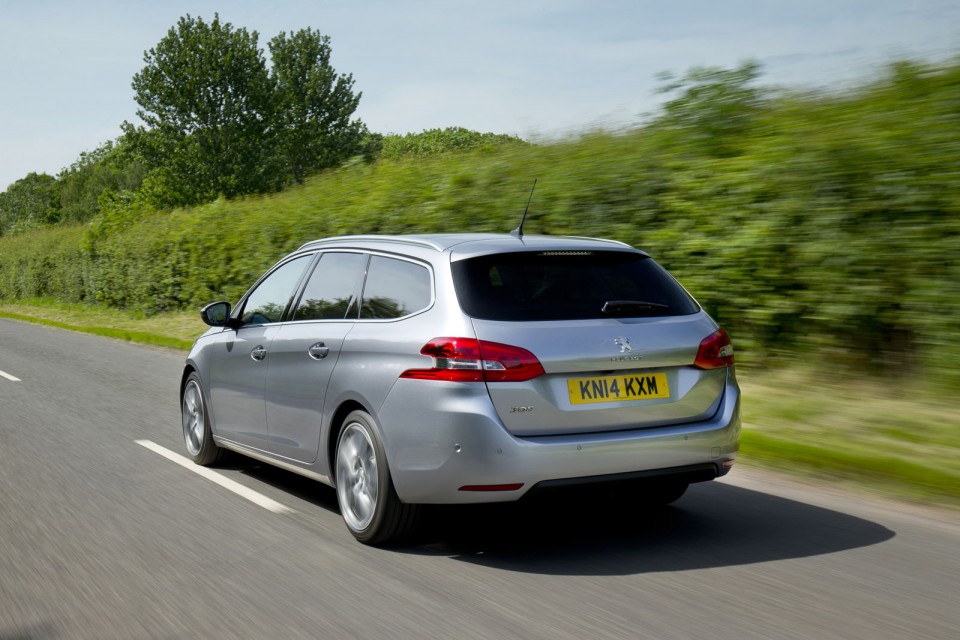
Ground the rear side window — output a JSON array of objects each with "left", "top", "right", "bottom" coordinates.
[
  {"left": 452, "top": 251, "right": 699, "bottom": 321},
  {"left": 360, "top": 256, "right": 432, "bottom": 319},
  {"left": 293, "top": 252, "right": 366, "bottom": 321}
]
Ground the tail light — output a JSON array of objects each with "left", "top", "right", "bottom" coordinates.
[
  {"left": 400, "top": 337, "right": 545, "bottom": 382},
  {"left": 694, "top": 328, "right": 734, "bottom": 369}
]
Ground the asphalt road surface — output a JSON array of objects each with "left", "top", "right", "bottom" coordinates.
[{"left": 1, "top": 318, "right": 958, "bottom": 640}]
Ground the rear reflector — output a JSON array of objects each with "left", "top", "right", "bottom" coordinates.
[
  {"left": 459, "top": 483, "right": 524, "bottom": 492},
  {"left": 694, "top": 328, "right": 735, "bottom": 369},
  {"left": 401, "top": 337, "right": 545, "bottom": 382}
]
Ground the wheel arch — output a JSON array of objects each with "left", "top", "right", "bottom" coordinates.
[
  {"left": 180, "top": 364, "right": 197, "bottom": 400},
  {"left": 327, "top": 399, "right": 371, "bottom": 483},
  {"left": 180, "top": 363, "right": 218, "bottom": 438}
]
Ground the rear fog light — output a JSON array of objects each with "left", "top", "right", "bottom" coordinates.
[{"left": 458, "top": 483, "right": 524, "bottom": 492}]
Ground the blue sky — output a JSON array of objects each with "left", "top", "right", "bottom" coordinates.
[{"left": 1, "top": 0, "right": 957, "bottom": 189}]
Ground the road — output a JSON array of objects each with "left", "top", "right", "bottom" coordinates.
[{"left": 1, "top": 318, "right": 958, "bottom": 640}]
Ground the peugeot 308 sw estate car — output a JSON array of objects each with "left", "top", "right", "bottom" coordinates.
[{"left": 181, "top": 234, "right": 740, "bottom": 544}]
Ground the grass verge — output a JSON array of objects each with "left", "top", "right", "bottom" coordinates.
[
  {"left": 740, "top": 431, "right": 960, "bottom": 505},
  {"left": 2, "top": 299, "right": 958, "bottom": 508},
  {"left": 0, "top": 299, "right": 201, "bottom": 350},
  {"left": 739, "top": 370, "right": 959, "bottom": 507}
]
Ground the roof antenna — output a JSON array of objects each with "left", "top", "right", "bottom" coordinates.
[{"left": 511, "top": 179, "right": 537, "bottom": 239}]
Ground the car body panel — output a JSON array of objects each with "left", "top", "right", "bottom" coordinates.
[
  {"left": 377, "top": 370, "right": 739, "bottom": 503},
  {"left": 205, "top": 324, "right": 276, "bottom": 450},
  {"left": 263, "top": 320, "right": 355, "bottom": 463},
  {"left": 470, "top": 314, "right": 726, "bottom": 436},
  {"left": 183, "top": 233, "right": 741, "bottom": 505}
]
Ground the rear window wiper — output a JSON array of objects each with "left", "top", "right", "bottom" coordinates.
[{"left": 602, "top": 300, "right": 670, "bottom": 315}]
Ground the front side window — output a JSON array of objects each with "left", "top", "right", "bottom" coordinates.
[
  {"left": 240, "top": 255, "right": 312, "bottom": 325},
  {"left": 293, "top": 252, "right": 366, "bottom": 321},
  {"left": 360, "top": 256, "right": 432, "bottom": 319}
]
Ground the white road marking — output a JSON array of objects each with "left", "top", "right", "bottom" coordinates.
[
  {"left": 0, "top": 369, "right": 21, "bottom": 382},
  {"left": 135, "top": 439, "right": 295, "bottom": 514}
]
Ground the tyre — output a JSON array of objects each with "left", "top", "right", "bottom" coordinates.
[
  {"left": 335, "top": 410, "right": 419, "bottom": 545},
  {"left": 181, "top": 372, "right": 224, "bottom": 466}
]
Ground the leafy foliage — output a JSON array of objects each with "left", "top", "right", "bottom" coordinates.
[
  {"left": 0, "top": 172, "right": 61, "bottom": 235},
  {"left": 2, "top": 57, "right": 959, "bottom": 386},
  {"left": 57, "top": 139, "right": 145, "bottom": 224},
  {"left": 380, "top": 127, "right": 527, "bottom": 159},
  {"left": 124, "top": 14, "right": 278, "bottom": 206},
  {"left": 269, "top": 28, "right": 367, "bottom": 183},
  {"left": 654, "top": 61, "right": 764, "bottom": 157},
  {"left": 118, "top": 15, "right": 368, "bottom": 206}
]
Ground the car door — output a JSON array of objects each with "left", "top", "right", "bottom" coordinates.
[
  {"left": 264, "top": 251, "right": 367, "bottom": 463},
  {"left": 207, "top": 254, "right": 314, "bottom": 449}
]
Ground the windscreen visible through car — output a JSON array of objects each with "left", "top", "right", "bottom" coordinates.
[{"left": 452, "top": 250, "right": 700, "bottom": 321}]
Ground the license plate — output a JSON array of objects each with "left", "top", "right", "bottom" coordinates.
[{"left": 567, "top": 373, "right": 670, "bottom": 405}]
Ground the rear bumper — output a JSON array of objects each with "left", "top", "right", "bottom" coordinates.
[
  {"left": 526, "top": 462, "right": 726, "bottom": 494},
  {"left": 379, "top": 372, "right": 741, "bottom": 504}
]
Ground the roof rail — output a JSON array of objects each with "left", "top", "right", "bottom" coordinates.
[{"left": 296, "top": 235, "right": 447, "bottom": 252}]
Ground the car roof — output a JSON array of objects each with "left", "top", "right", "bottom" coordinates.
[{"left": 296, "top": 233, "right": 643, "bottom": 260}]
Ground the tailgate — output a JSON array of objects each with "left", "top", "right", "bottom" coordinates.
[{"left": 472, "top": 314, "right": 726, "bottom": 436}]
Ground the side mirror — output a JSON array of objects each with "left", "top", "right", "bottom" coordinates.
[{"left": 200, "top": 301, "right": 233, "bottom": 327}]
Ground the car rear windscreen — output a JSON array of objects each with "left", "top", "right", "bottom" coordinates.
[{"left": 452, "top": 251, "right": 700, "bottom": 321}]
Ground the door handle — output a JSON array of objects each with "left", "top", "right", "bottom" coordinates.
[
  {"left": 308, "top": 342, "right": 330, "bottom": 360},
  {"left": 250, "top": 345, "right": 267, "bottom": 361}
]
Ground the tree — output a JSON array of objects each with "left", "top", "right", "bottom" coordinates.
[
  {"left": 123, "top": 16, "right": 369, "bottom": 205},
  {"left": 654, "top": 61, "right": 765, "bottom": 157},
  {"left": 269, "top": 29, "right": 365, "bottom": 183},
  {"left": 0, "top": 173, "right": 61, "bottom": 235},
  {"left": 124, "top": 14, "right": 277, "bottom": 206},
  {"left": 58, "top": 139, "right": 145, "bottom": 223}
]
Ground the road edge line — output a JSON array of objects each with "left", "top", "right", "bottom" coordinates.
[{"left": 135, "top": 439, "right": 295, "bottom": 514}]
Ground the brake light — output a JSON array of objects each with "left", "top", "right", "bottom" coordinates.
[
  {"left": 400, "top": 337, "right": 545, "bottom": 382},
  {"left": 694, "top": 328, "right": 734, "bottom": 369}
]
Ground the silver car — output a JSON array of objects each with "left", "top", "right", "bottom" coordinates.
[{"left": 181, "top": 233, "right": 740, "bottom": 544}]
